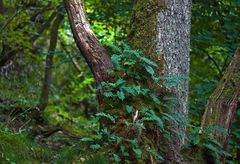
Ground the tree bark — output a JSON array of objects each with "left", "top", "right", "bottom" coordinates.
[
  {"left": 38, "top": 12, "right": 64, "bottom": 111},
  {"left": 63, "top": 0, "right": 113, "bottom": 102},
  {"left": 201, "top": 46, "right": 240, "bottom": 152},
  {"left": 128, "top": 0, "right": 191, "bottom": 161}
]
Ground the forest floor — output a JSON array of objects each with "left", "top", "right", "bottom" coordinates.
[{"left": 0, "top": 98, "right": 86, "bottom": 163}]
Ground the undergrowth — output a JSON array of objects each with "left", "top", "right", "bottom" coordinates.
[
  {"left": 0, "top": 127, "right": 52, "bottom": 164},
  {"left": 79, "top": 43, "right": 185, "bottom": 163}
]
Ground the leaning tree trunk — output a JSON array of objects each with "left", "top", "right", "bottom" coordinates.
[
  {"left": 63, "top": 0, "right": 113, "bottom": 102},
  {"left": 128, "top": 0, "right": 191, "bottom": 161},
  {"left": 38, "top": 12, "right": 64, "bottom": 111},
  {"left": 201, "top": 46, "right": 240, "bottom": 155}
]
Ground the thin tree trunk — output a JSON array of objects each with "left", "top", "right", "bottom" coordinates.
[
  {"left": 0, "top": 0, "right": 4, "bottom": 14},
  {"left": 38, "top": 12, "right": 64, "bottom": 111},
  {"left": 63, "top": 0, "right": 113, "bottom": 102},
  {"left": 128, "top": 0, "right": 191, "bottom": 161},
  {"left": 0, "top": 10, "right": 58, "bottom": 68},
  {"left": 201, "top": 46, "right": 240, "bottom": 154}
]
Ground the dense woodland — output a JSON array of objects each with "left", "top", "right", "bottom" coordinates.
[{"left": 0, "top": 0, "right": 240, "bottom": 163}]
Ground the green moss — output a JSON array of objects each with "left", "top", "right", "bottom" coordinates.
[
  {"left": 128, "top": 0, "right": 166, "bottom": 75},
  {"left": 0, "top": 129, "right": 52, "bottom": 163},
  {"left": 43, "top": 105, "right": 91, "bottom": 136},
  {"left": 128, "top": 0, "right": 159, "bottom": 54}
]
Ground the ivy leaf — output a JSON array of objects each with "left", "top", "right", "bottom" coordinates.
[{"left": 117, "top": 91, "right": 125, "bottom": 100}]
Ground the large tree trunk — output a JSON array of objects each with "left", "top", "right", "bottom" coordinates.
[
  {"left": 63, "top": 0, "right": 113, "bottom": 102},
  {"left": 128, "top": 0, "right": 191, "bottom": 161},
  {"left": 38, "top": 12, "right": 64, "bottom": 111},
  {"left": 201, "top": 46, "right": 240, "bottom": 153}
]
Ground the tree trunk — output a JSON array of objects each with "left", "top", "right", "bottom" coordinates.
[
  {"left": 38, "top": 12, "right": 64, "bottom": 111},
  {"left": 0, "top": 0, "right": 3, "bottom": 14},
  {"left": 128, "top": 0, "right": 191, "bottom": 161},
  {"left": 201, "top": 46, "right": 240, "bottom": 153},
  {"left": 63, "top": 0, "right": 113, "bottom": 102}
]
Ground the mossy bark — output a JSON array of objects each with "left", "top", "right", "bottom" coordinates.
[
  {"left": 201, "top": 46, "right": 240, "bottom": 154},
  {"left": 128, "top": 0, "right": 191, "bottom": 162}
]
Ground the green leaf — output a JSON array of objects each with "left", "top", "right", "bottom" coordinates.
[
  {"left": 145, "top": 65, "right": 155, "bottom": 75},
  {"left": 132, "top": 148, "right": 142, "bottom": 156},
  {"left": 122, "top": 86, "right": 136, "bottom": 95},
  {"left": 145, "top": 148, "right": 164, "bottom": 160},
  {"left": 126, "top": 105, "right": 133, "bottom": 113},
  {"left": 90, "top": 144, "right": 101, "bottom": 150},
  {"left": 96, "top": 112, "right": 115, "bottom": 123},
  {"left": 126, "top": 139, "right": 138, "bottom": 147},
  {"left": 192, "top": 136, "right": 200, "bottom": 145},
  {"left": 203, "top": 144, "right": 220, "bottom": 154},
  {"left": 81, "top": 138, "right": 94, "bottom": 142},
  {"left": 141, "top": 57, "right": 158, "bottom": 67},
  {"left": 115, "top": 79, "right": 126, "bottom": 86},
  {"left": 104, "top": 92, "right": 113, "bottom": 97},
  {"left": 134, "top": 86, "right": 141, "bottom": 94},
  {"left": 113, "top": 154, "right": 121, "bottom": 163},
  {"left": 207, "top": 136, "right": 222, "bottom": 147},
  {"left": 120, "top": 146, "right": 129, "bottom": 157},
  {"left": 150, "top": 93, "right": 161, "bottom": 105},
  {"left": 124, "top": 60, "right": 136, "bottom": 65},
  {"left": 117, "top": 91, "right": 125, "bottom": 100}
]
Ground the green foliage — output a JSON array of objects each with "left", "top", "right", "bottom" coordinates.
[
  {"left": 85, "top": 0, "right": 133, "bottom": 45},
  {"left": 185, "top": 125, "right": 231, "bottom": 163},
  {"left": 84, "top": 44, "right": 184, "bottom": 163},
  {"left": 228, "top": 108, "right": 240, "bottom": 162},
  {"left": 84, "top": 153, "right": 107, "bottom": 164}
]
